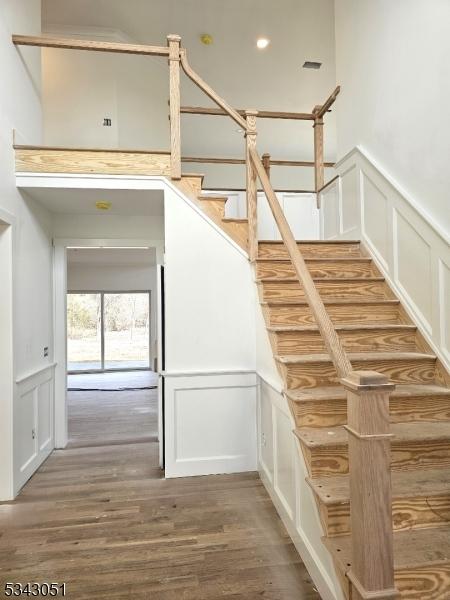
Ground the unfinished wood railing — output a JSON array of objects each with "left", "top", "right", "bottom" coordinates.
[{"left": 12, "top": 32, "right": 397, "bottom": 598}]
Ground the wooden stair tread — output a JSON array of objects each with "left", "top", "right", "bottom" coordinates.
[
  {"left": 258, "top": 240, "right": 361, "bottom": 244},
  {"left": 261, "top": 298, "right": 400, "bottom": 306},
  {"left": 257, "top": 276, "right": 385, "bottom": 283},
  {"left": 286, "top": 383, "right": 450, "bottom": 403},
  {"left": 222, "top": 217, "right": 248, "bottom": 223},
  {"left": 295, "top": 421, "right": 450, "bottom": 448},
  {"left": 256, "top": 257, "right": 373, "bottom": 263},
  {"left": 308, "top": 467, "right": 450, "bottom": 505},
  {"left": 276, "top": 351, "right": 435, "bottom": 365},
  {"left": 326, "top": 525, "right": 450, "bottom": 569},
  {"left": 198, "top": 194, "right": 227, "bottom": 202},
  {"left": 268, "top": 324, "right": 415, "bottom": 333}
]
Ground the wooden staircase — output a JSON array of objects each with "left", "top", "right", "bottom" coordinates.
[
  {"left": 257, "top": 239, "right": 450, "bottom": 600},
  {"left": 177, "top": 174, "right": 450, "bottom": 599}
]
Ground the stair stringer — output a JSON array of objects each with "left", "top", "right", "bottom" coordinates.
[{"left": 254, "top": 265, "right": 345, "bottom": 600}]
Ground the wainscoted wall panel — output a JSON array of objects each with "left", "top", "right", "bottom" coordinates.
[
  {"left": 258, "top": 378, "right": 344, "bottom": 600},
  {"left": 164, "top": 371, "right": 257, "bottom": 478},
  {"left": 207, "top": 190, "right": 320, "bottom": 240},
  {"left": 439, "top": 260, "right": 450, "bottom": 363},
  {"left": 321, "top": 183, "right": 340, "bottom": 240},
  {"left": 340, "top": 165, "right": 359, "bottom": 235},
  {"left": 320, "top": 146, "right": 450, "bottom": 369},
  {"left": 395, "top": 211, "right": 433, "bottom": 331},
  {"left": 362, "top": 173, "right": 389, "bottom": 267},
  {"left": 14, "top": 364, "right": 55, "bottom": 494}
]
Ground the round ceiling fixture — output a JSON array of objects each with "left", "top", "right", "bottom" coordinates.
[
  {"left": 200, "top": 34, "right": 213, "bottom": 45},
  {"left": 95, "top": 201, "right": 112, "bottom": 211},
  {"left": 256, "top": 38, "right": 270, "bottom": 49}
]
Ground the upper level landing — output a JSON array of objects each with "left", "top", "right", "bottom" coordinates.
[{"left": 14, "top": 145, "right": 172, "bottom": 177}]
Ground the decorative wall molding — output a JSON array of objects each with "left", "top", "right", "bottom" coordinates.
[
  {"left": 14, "top": 364, "right": 55, "bottom": 494},
  {"left": 320, "top": 146, "right": 450, "bottom": 369},
  {"left": 164, "top": 371, "right": 258, "bottom": 478},
  {"left": 257, "top": 379, "right": 344, "bottom": 600}
]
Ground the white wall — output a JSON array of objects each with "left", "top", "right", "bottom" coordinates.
[
  {"left": 163, "top": 183, "right": 258, "bottom": 476},
  {"left": 334, "top": 0, "right": 450, "bottom": 234},
  {"left": 0, "top": 0, "right": 55, "bottom": 498}
]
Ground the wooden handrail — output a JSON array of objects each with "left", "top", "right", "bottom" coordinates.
[
  {"left": 179, "top": 49, "right": 247, "bottom": 130},
  {"left": 317, "top": 174, "right": 339, "bottom": 194},
  {"left": 180, "top": 106, "right": 315, "bottom": 121},
  {"left": 181, "top": 155, "right": 334, "bottom": 168},
  {"left": 313, "top": 86, "right": 341, "bottom": 119},
  {"left": 249, "top": 147, "right": 352, "bottom": 378},
  {"left": 12, "top": 34, "right": 170, "bottom": 56}
]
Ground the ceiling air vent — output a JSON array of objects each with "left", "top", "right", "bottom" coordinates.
[{"left": 303, "top": 61, "right": 322, "bottom": 70}]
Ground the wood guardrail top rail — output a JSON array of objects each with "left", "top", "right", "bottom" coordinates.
[
  {"left": 180, "top": 106, "right": 315, "bottom": 121},
  {"left": 12, "top": 34, "right": 170, "bottom": 56},
  {"left": 179, "top": 49, "right": 247, "bottom": 130},
  {"left": 313, "top": 86, "right": 341, "bottom": 119},
  {"left": 181, "top": 155, "right": 334, "bottom": 168},
  {"left": 249, "top": 146, "right": 352, "bottom": 379}
]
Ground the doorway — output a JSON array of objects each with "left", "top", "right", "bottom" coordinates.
[{"left": 67, "top": 291, "right": 151, "bottom": 372}]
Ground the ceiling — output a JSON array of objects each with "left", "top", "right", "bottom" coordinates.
[
  {"left": 22, "top": 187, "right": 164, "bottom": 215},
  {"left": 67, "top": 247, "right": 156, "bottom": 266},
  {"left": 41, "top": 0, "right": 337, "bottom": 165}
]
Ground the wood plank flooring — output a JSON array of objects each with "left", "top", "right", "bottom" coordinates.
[{"left": 0, "top": 386, "right": 320, "bottom": 599}]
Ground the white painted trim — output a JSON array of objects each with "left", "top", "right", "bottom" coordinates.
[
  {"left": 322, "top": 146, "right": 450, "bottom": 371},
  {"left": 163, "top": 369, "right": 256, "bottom": 377},
  {"left": 335, "top": 145, "right": 449, "bottom": 245},
  {"left": 15, "top": 363, "right": 56, "bottom": 385}
]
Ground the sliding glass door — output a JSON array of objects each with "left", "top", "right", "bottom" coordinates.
[{"left": 67, "top": 292, "right": 150, "bottom": 373}]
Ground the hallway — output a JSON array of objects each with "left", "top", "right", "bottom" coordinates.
[{"left": 0, "top": 382, "right": 320, "bottom": 599}]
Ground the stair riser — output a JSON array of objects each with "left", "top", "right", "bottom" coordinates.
[
  {"left": 320, "top": 495, "right": 450, "bottom": 537},
  {"left": 292, "top": 395, "right": 450, "bottom": 427},
  {"left": 280, "top": 357, "right": 436, "bottom": 389},
  {"left": 259, "top": 280, "right": 390, "bottom": 301},
  {"left": 258, "top": 243, "right": 361, "bottom": 259},
  {"left": 199, "top": 199, "right": 225, "bottom": 219},
  {"left": 256, "top": 261, "right": 379, "bottom": 280},
  {"left": 263, "top": 304, "right": 402, "bottom": 326},
  {"left": 221, "top": 221, "right": 248, "bottom": 250},
  {"left": 271, "top": 329, "right": 417, "bottom": 355},
  {"left": 302, "top": 439, "right": 450, "bottom": 477}
]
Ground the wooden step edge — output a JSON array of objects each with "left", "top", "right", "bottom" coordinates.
[
  {"left": 268, "top": 324, "right": 417, "bottom": 333},
  {"left": 181, "top": 172, "right": 205, "bottom": 179},
  {"left": 276, "top": 351, "right": 437, "bottom": 365},
  {"left": 295, "top": 421, "right": 450, "bottom": 449},
  {"left": 258, "top": 239, "right": 361, "bottom": 245},
  {"left": 261, "top": 299, "right": 401, "bottom": 307},
  {"left": 256, "top": 276, "right": 386, "bottom": 283},
  {"left": 222, "top": 218, "right": 248, "bottom": 223},
  {"left": 324, "top": 525, "right": 450, "bottom": 571},
  {"left": 256, "top": 257, "right": 373, "bottom": 263},
  {"left": 285, "top": 383, "right": 450, "bottom": 403},
  {"left": 198, "top": 194, "right": 228, "bottom": 202},
  {"left": 307, "top": 468, "right": 450, "bottom": 506}
]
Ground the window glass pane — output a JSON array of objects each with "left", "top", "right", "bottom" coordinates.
[
  {"left": 104, "top": 293, "right": 150, "bottom": 369},
  {"left": 67, "top": 293, "right": 102, "bottom": 371}
]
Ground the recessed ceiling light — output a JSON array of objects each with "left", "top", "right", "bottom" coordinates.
[
  {"left": 95, "top": 201, "right": 111, "bottom": 211},
  {"left": 256, "top": 38, "right": 270, "bottom": 49},
  {"left": 303, "top": 61, "right": 322, "bottom": 69}
]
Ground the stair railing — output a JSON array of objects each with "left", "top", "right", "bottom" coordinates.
[
  {"left": 13, "top": 31, "right": 398, "bottom": 599},
  {"left": 249, "top": 146, "right": 398, "bottom": 600}
]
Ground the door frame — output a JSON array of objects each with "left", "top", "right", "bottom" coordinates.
[
  {"left": 53, "top": 238, "right": 164, "bottom": 448},
  {"left": 0, "top": 209, "right": 15, "bottom": 500},
  {"left": 67, "top": 290, "right": 151, "bottom": 374}
]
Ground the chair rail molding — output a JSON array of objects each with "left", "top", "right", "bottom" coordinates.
[{"left": 320, "top": 145, "right": 450, "bottom": 370}]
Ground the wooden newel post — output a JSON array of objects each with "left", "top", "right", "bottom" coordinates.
[
  {"left": 262, "top": 153, "right": 271, "bottom": 180},
  {"left": 313, "top": 112, "right": 324, "bottom": 193},
  {"left": 167, "top": 34, "right": 181, "bottom": 180},
  {"left": 245, "top": 110, "right": 258, "bottom": 261},
  {"left": 341, "top": 370, "right": 399, "bottom": 600}
]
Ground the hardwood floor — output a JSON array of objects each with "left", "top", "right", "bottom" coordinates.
[{"left": 0, "top": 385, "right": 320, "bottom": 599}]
